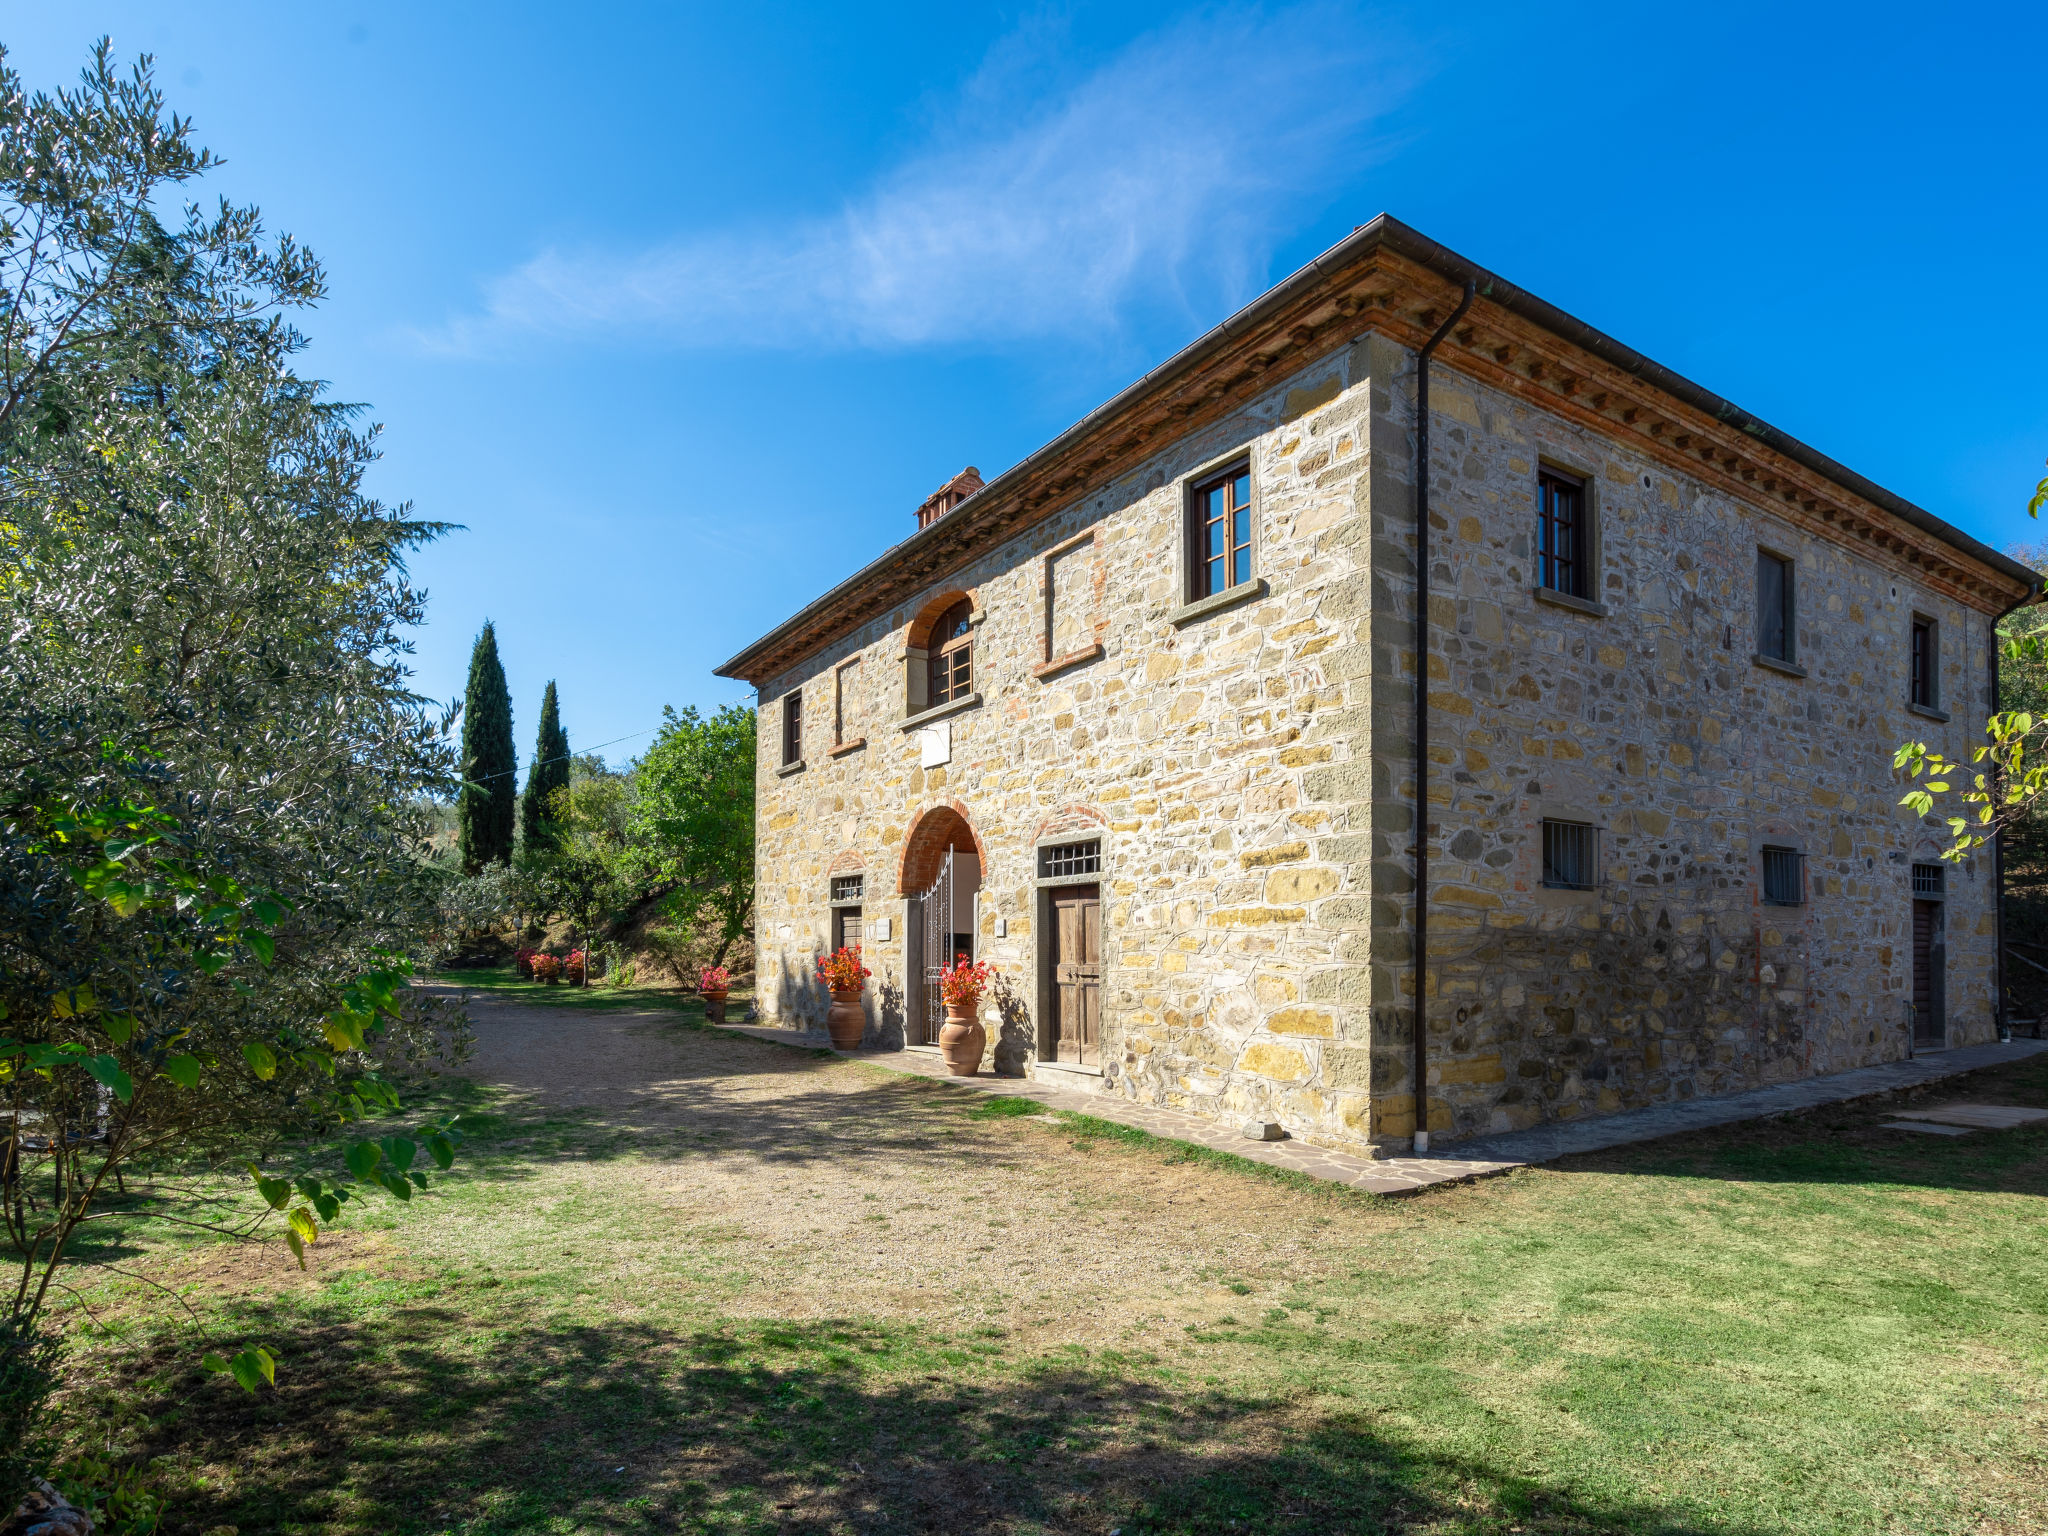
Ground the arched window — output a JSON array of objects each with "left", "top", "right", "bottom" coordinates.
[{"left": 927, "top": 598, "right": 974, "bottom": 705}]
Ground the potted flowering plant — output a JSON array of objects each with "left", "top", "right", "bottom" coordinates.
[
  {"left": 699, "top": 964, "right": 732, "bottom": 1023},
  {"left": 564, "top": 948, "right": 587, "bottom": 986},
  {"left": 814, "top": 946, "right": 871, "bottom": 1050},
  {"left": 513, "top": 945, "right": 539, "bottom": 979},
  {"left": 530, "top": 952, "right": 564, "bottom": 985},
  {"left": 937, "top": 955, "right": 995, "bottom": 1075}
]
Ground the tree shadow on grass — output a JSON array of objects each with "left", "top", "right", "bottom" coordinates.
[
  {"left": 414, "top": 1044, "right": 1122, "bottom": 1195},
  {"left": 1561, "top": 1052, "right": 2048, "bottom": 1198},
  {"left": 73, "top": 1312, "right": 1767, "bottom": 1536}
]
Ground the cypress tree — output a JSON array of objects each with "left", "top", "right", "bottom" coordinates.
[
  {"left": 458, "top": 621, "right": 516, "bottom": 874},
  {"left": 520, "top": 680, "right": 570, "bottom": 851}
]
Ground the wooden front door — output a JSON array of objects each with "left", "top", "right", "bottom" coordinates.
[
  {"left": 1913, "top": 899, "right": 1946, "bottom": 1046},
  {"left": 1052, "top": 885, "right": 1101, "bottom": 1065}
]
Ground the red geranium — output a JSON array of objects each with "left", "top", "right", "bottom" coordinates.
[
  {"left": 700, "top": 965, "right": 732, "bottom": 992},
  {"left": 815, "top": 946, "right": 871, "bottom": 993},
  {"left": 530, "top": 952, "right": 564, "bottom": 983},
  {"left": 939, "top": 955, "right": 994, "bottom": 1009}
]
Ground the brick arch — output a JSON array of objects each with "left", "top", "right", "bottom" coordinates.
[
  {"left": 826, "top": 849, "right": 866, "bottom": 876},
  {"left": 1032, "top": 804, "right": 1108, "bottom": 845},
  {"left": 907, "top": 588, "right": 978, "bottom": 650},
  {"left": 898, "top": 800, "right": 989, "bottom": 894}
]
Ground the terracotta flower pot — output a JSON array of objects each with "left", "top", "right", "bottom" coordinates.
[
  {"left": 827, "top": 988, "right": 866, "bottom": 1049},
  {"left": 938, "top": 1002, "right": 986, "bottom": 1076},
  {"left": 701, "top": 987, "right": 729, "bottom": 1024}
]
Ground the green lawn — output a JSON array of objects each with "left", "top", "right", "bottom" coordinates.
[{"left": 45, "top": 997, "right": 2048, "bottom": 1536}]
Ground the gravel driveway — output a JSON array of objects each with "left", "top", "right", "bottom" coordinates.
[{"left": 439, "top": 988, "right": 1399, "bottom": 1347}]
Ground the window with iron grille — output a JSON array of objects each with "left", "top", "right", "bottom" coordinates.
[
  {"left": 1761, "top": 845, "right": 1804, "bottom": 905},
  {"left": 1756, "top": 550, "right": 1795, "bottom": 662},
  {"left": 1541, "top": 819, "right": 1596, "bottom": 890},
  {"left": 781, "top": 688, "right": 802, "bottom": 766},
  {"left": 1910, "top": 617, "right": 1937, "bottom": 708},
  {"left": 926, "top": 598, "right": 974, "bottom": 706},
  {"left": 1189, "top": 463, "right": 1253, "bottom": 600},
  {"left": 1039, "top": 839, "right": 1101, "bottom": 879},
  {"left": 830, "top": 874, "right": 864, "bottom": 904},
  {"left": 1912, "top": 862, "right": 1946, "bottom": 897},
  {"left": 1537, "top": 468, "right": 1587, "bottom": 598}
]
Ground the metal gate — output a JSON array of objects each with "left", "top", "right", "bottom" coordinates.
[{"left": 914, "top": 847, "right": 954, "bottom": 1046}]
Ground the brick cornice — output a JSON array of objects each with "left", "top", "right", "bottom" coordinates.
[
  {"left": 718, "top": 222, "right": 2032, "bottom": 687},
  {"left": 1359, "top": 254, "right": 2025, "bottom": 612}
]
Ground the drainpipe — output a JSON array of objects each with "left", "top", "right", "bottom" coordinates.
[
  {"left": 1990, "top": 585, "right": 2038, "bottom": 1042},
  {"left": 1410, "top": 279, "right": 1476, "bottom": 1156}
]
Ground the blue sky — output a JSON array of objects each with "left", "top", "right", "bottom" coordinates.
[{"left": 11, "top": 4, "right": 2047, "bottom": 766}]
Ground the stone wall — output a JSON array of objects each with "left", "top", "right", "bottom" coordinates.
[
  {"left": 752, "top": 350, "right": 1395, "bottom": 1148},
  {"left": 1360, "top": 342, "right": 2000, "bottom": 1145},
  {"left": 747, "top": 324, "right": 2003, "bottom": 1158}
]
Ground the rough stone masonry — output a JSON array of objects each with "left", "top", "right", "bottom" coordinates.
[{"left": 716, "top": 216, "right": 2034, "bottom": 1159}]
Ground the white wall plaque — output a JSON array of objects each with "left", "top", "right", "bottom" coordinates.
[
  {"left": 874, "top": 917, "right": 892, "bottom": 942},
  {"left": 919, "top": 720, "right": 952, "bottom": 767}
]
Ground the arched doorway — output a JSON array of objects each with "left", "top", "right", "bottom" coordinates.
[{"left": 899, "top": 803, "right": 984, "bottom": 1046}]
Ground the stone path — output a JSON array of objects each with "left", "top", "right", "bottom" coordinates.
[
  {"left": 1447, "top": 1037, "right": 2048, "bottom": 1164},
  {"left": 717, "top": 1016, "right": 2048, "bottom": 1194}
]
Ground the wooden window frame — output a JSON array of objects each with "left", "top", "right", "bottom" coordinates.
[
  {"left": 780, "top": 688, "right": 803, "bottom": 769},
  {"left": 1756, "top": 548, "right": 1796, "bottom": 665},
  {"left": 925, "top": 598, "right": 975, "bottom": 708},
  {"left": 829, "top": 872, "right": 865, "bottom": 953},
  {"left": 1536, "top": 466, "right": 1589, "bottom": 600},
  {"left": 1186, "top": 459, "right": 1255, "bottom": 603},
  {"left": 1909, "top": 614, "right": 1939, "bottom": 711}
]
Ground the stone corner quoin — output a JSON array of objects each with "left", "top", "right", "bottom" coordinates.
[{"left": 715, "top": 218, "right": 2030, "bottom": 1161}]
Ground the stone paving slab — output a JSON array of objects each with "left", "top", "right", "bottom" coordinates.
[
  {"left": 711, "top": 1019, "right": 1516, "bottom": 1196},
  {"left": 1883, "top": 1121, "right": 1973, "bottom": 1136},
  {"left": 1892, "top": 1103, "right": 2048, "bottom": 1130},
  {"left": 1448, "top": 1038, "right": 2048, "bottom": 1165}
]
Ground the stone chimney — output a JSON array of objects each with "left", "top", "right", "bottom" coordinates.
[{"left": 915, "top": 466, "right": 984, "bottom": 531}]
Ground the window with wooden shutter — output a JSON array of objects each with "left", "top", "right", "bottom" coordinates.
[
  {"left": 781, "top": 689, "right": 802, "bottom": 767},
  {"left": 1757, "top": 550, "right": 1794, "bottom": 662},
  {"left": 1910, "top": 617, "right": 1937, "bottom": 708},
  {"left": 927, "top": 599, "right": 974, "bottom": 706}
]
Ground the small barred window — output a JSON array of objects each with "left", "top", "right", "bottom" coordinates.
[
  {"left": 1541, "top": 819, "right": 1596, "bottom": 890},
  {"left": 1761, "top": 846, "right": 1804, "bottom": 906},
  {"left": 1039, "top": 839, "right": 1101, "bottom": 879},
  {"left": 830, "top": 874, "right": 864, "bottom": 904},
  {"left": 1912, "top": 863, "right": 1946, "bottom": 898}
]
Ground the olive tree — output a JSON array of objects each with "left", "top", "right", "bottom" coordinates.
[{"left": 0, "top": 40, "right": 469, "bottom": 1504}]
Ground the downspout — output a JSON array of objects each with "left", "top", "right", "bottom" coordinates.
[
  {"left": 1410, "top": 279, "right": 1476, "bottom": 1155},
  {"left": 1990, "top": 585, "right": 2038, "bottom": 1042}
]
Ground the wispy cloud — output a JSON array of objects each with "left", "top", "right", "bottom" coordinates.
[{"left": 422, "top": 5, "right": 1417, "bottom": 356}]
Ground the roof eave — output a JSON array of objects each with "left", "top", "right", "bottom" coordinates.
[{"left": 716, "top": 214, "right": 2036, "bottom": 685}]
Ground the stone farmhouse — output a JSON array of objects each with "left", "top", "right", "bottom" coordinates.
[{"left": 715, "top": 214, "right": 2035, "bottom": 1157}]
